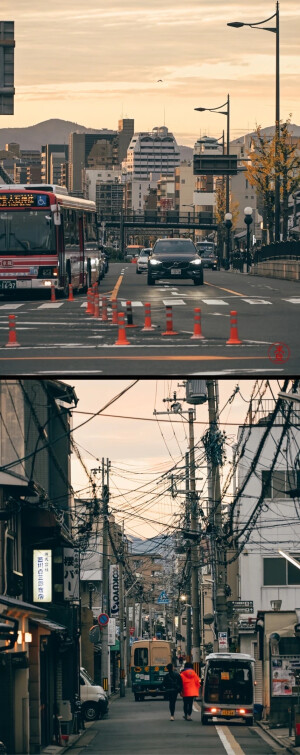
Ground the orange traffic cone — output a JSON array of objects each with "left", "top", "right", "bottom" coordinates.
[
  {"left": 191, "top": 308, "right": 205, "bottom": 340},
  {"left": 115, "top": 312, "right": 130, "bottom": 345},
  {"left": 162, "top": 306, "right": 178, "bottom": 336},
  {"left": 226, "top": 310, "right": 242, "bottom": 345},
  {"left": 50, "top": 283, "right": 56, "bottom": 302},
  {"left": 6, "top": 314, "right": 20, "bottom": 347},
  {"left": 68, "top": 283, "right": 74, "bottom": 301},
  {"left": 94, "top": 291, "right": 100, "bottom": 318},
  {"left": 141, "top": 302, "right": 155, "bottom": 331},
  {"left": 86, "top": 288, "right": 93, "bottom": 314},
  {"left": 101, "top": 296, "right": 108, "bottom": 322}
]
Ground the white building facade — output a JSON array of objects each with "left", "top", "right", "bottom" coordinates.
[{"left": 123, "top": 126, "right": 180, "bottom": 180}]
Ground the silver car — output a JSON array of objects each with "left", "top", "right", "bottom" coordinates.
[{"left": 136, "top": 247, "right": 152, "bottom": 274}]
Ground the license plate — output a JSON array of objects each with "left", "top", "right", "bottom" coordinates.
[
  {"left": 222, "top": 710, "right": 235, "bottom": 716},
  {"left": 171, "top": 268, "right": 181, "bottom": 275},
  {"left": 0, "top": 280, "right": 16, "bottom": 290}
]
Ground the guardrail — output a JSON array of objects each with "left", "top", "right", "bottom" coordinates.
[{"left": 251, "top": 258, "right": 300, "bottom": 281}]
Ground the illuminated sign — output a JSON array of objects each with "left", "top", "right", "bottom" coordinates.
[
  {"left": 33, "top": 550, "right": 52, "bottom": 602},
  {"left": 0, "top": 193, "right": 50, "bottom": 209}
]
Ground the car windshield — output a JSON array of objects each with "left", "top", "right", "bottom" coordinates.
[
  {"left": 140, "top": 249, "right": 151, "bottom": 256},
  {"left": 81, "top": 668, "right": 96, "bottom": 685},
  {"left": 0, "top": 210, "right": 56, "bottom": 255},
  {"left": 154, "top": 240, "right": 196, "bottom": 254},
  {"left": 201, "top": 251, "right": 215, "bottom": 258},
  {"left": 205, "top": 662, "right": 253, "bottom": 705}
]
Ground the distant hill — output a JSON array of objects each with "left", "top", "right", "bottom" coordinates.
[
  {"left": 0, "top": 118, "right": 195, "bottom": 161},
  {"left": 0, "top": 118, "right": 101, "bottom": 150},
  {"left": 231, "top": 123, "right": 300, "bottom": 144}
]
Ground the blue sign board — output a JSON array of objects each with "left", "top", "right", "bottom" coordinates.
[{"left": 157, "top": 591, "right": 169, "bottom": 605}]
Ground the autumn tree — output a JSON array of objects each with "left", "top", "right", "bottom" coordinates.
[
  {"left": 277, "top": 120, "right": 300, "bottom": 240},
  {"left": 245, "top": 126, "right": 275, "bottom": 243}
]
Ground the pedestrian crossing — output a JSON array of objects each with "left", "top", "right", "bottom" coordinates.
[{"left": 0, "top": 297, "right": 299, "bottom": 311}]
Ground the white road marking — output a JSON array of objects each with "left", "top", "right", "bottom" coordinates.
[
  {"left": 216, "top": 725, "right": 245, "bottom": 755},
  {"left": 242, "top": 299, "right": 272, "bottom": 305},
  {"left": 162, "top": 299, "right": 186, "bottom": 305},
  {"left": 201, "top": 299, "right": 228, "bottom": 306},
  {"left": 0, "top": 303, "right": 24, "bottom": 309},
  {"left": 37, "top": 303, "right": 64, "bottom": 309},
  {"left": 283, "top": 298, "right": 300, "bottom": 304},
  {"left": 121, "top": 301, "right": 143, "bottom": 307}
]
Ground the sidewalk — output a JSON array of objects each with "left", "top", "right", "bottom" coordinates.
[
  {"left": 41, "top": 722, "right": 93, "bottom": 755},
  {"left": 258, "top": 720, "right": 300, "bottom": 754}
]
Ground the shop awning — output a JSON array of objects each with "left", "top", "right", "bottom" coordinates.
[
  {"left": 30, "top": 617, "right": 67, "bottom": 633},
  {"left": 0, "top": 595, "right": 46, "bottom": 617}
]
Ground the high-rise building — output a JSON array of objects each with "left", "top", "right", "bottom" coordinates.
[
  {"left": 41, "top": 144, "right": 69, "bottom": 185},
  {"left": 123, "top": 126, "right": 180, "bottom": 180},
  {"left": 68, "top": 131, "right": 120, "bottom": 195},
  {"left": 118, "top": 118, "right": 134, "bottom": 163}
]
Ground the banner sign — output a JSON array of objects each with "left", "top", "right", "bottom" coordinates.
[
  {"left": 63, "top": 548, "right": 79, "bottom": 600},
  {"left": 218, "top": 631, "right": 228, "bottom": 652},
  {"left": 110, "top": 564, "right": 120, "bottom": 617},
  {"left": 33, "top": 550, "right": 52, "bottom": 602},
  {"left": 108, "top": 617, "right": 116, "bottom": 645}
]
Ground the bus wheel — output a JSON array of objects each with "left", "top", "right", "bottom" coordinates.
[
  {"left": 134, "top": 694, "right": 139, "bottom": 701},
  {"left": 201, "top": 715, "right": 209, "bottom": 725},
  {"left": 61, "top": 263, "right": 71, "bottom": 298}
]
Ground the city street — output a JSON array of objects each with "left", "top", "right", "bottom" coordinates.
[
  {"left": 0, "top": 262, "right": 298, "bottom": 375},
  {"left": 67, "top": 697, "right": 281, "bottom": 755}
]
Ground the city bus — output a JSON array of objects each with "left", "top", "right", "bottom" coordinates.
[
  {"left": 131, "top": 640, "right": 173, "bottom": 701},
  {"left": 0, "top": 184, "right": 101, "bottom": 296},
  {"left": 201, "top": 653, "right": 255, "bottom": 725}
]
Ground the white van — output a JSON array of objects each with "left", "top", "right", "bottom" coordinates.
[{"left": 80, "top": 667, "right": 109, "bottom": 721}]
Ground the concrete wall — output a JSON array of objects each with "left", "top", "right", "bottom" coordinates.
[{"left": 251, "top": 260, "right": 300, "bottom": 281}]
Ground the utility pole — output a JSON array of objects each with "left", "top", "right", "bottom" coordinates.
[
  {"left": 188, "top": 408, "right": 201, "bottom": 668},
  {"left": 119, "top": 529, "right": 125, "bottom": 697},
  {"left": 206, "top": 381, "right": 227, "bottom": 637},
  {"left": 101, "top": 458, "right": 109, "bottom": 692},
  {"left": 185, "top": 451, "right": 192, "bottom": 661}
]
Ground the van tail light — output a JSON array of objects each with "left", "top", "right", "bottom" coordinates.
[
  {"left": 210, "top": 707, "right": 219, "bottom": 713},
  {"left": 239, "top": 708, "right": 246, "bottom": 714},
  {"left": 53, "top": 267, "right": 58, "bottom": 277}
]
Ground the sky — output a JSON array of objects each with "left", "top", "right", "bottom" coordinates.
[
  {"left": 68, "top": 378, "right": 279, "bottom": 541},
  {"left": 2, "top": 1, "right": 300, "bottom": 146}
]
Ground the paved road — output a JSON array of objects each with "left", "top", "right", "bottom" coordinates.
[
  {"left": 68, "top": 696, "right": 283, "bottom": 754},
  {"left": 0, "top": 263, "right": 298, "bottom": 375}
]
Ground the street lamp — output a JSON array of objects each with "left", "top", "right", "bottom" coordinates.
[
  {"left": 195, "top": 95, "right": 230, "bottom": 264},
  {"left": 227, "top": 2, "right": 280, "bottom": 242},
  {"left": 244, "top": 206, "right": 253, "bottom": 273}
]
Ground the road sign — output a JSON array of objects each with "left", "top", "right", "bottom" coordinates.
[
  {"left": 218, "top": 632, "right": 228, "bottom": 651},
  {"left": 157, "top": 591, "right": 169, "bottom": 605},
  {"left": 230, "top": 600, "right": 254, "bottom": 614},
  {"left": 193, "top": 154, "right": 238, "bottom": 176},
  {"left": 97, "top": 612, "right": 109, "bottom": 628}
]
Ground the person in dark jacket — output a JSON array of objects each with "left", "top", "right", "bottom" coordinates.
[
  {"left": 162, "top": 662, "right": 183, "bottom": 720},
  {"left": 180, "top": 662, "right": 200, "bottom": 720}
]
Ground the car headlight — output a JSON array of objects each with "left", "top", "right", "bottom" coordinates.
[
  {"left": 149, "top": 259, "right": 162, "bottom": 265},
  {"left": 190, "top": 258, "right": 202, "bottom": 265}
]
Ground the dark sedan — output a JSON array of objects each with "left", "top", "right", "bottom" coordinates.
[{"left": 147, "top": 238, "right": 203, "bottom": 286}]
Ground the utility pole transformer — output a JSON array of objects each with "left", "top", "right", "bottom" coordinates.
[{"left": 206, "top": 381, "right": 228, "bottom": 634}]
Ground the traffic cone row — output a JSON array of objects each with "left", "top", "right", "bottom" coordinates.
[
  {"left": 162, "top": 305, "right": 178, "bottom": 336},
  {"left": 6, "top": 314, "right": 20, "bottom": 347}
]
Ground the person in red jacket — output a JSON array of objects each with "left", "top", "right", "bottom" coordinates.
[{"left": 180, "top": 662, "right": 200, "bottom": 720}]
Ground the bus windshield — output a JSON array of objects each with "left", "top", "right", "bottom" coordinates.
[
  {"left": 0, "top": 210, "right": 56, "bottom": 255},
  {"left": 204, "top": 660, "right": 253, "bottom": 705}
]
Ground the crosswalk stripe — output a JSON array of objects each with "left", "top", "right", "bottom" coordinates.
[
  {"left": 283, "top": 298, "right": 300, "bottom": 304},
  {"left": 121, "top": 301, "right": 143, "bottom": 307},
  {"left": 200, "top": 299, "right": 228, "bottom": 306},
  {"left": 242, "top": 299, "right": 272, "bottom": 305},
  {"left": 37, "top": 303, "right": 64, "bottom": 309},
  {"left": 162, "top": 299, "right": 186, "bottom": 305},
  {"left": 0, "top": 303, "right": 24, "bottom": 309}
]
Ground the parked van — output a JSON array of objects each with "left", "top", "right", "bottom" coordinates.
[
  {"left": 80, "top": 667, "right": 109, "bottom": 721},
  {"left": 131, "top": 640, "right": 173, "bottom": 700}
]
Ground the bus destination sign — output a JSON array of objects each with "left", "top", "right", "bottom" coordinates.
[{"left": 0, "top": 193, "right": 50, "bottom": 209}]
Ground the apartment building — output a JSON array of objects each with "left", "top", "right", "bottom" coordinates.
[{"left": 123, "top": 126, "right": 180, "bottom": 180}]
